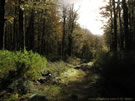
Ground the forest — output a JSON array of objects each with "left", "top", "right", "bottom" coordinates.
[{"left": 0, "top": 0, "right": 135, "bottom": 101}]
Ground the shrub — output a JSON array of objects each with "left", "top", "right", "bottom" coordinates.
[
  {"left": 2, "top": 93, "right": 19, "bottom": 101},
  {"left": 0, "top": 50, "right": 47, "bottom": 89},
  {"left": 15, "top": 50, "right": 47, "bottom": 80},
  {"left": 8, "top": 78, "right": 35, "bottom": 94},
  {"left": 0, "top": 50, "right": 16, "bottom": 79}
]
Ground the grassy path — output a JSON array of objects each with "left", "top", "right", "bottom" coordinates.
[
  {"left": 59, "top": 62, "right": 99, "bottom": 101},
  {"left": 28, "top": 62, "right": 99, "bottom": 101}
]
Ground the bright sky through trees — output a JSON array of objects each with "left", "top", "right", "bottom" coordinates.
[{"left": 63, "top": 0, "right": 108, "bottom": 35}]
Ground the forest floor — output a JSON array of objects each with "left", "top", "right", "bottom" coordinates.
[
  {"left": 60, "top": 62, "right": 99, "bottom": 101},
  {"left": 32, "top": 61, "right": 100, "bottom": 101},
  {"left": 0, "top": 56, "right": 100, "bottom": 101}
]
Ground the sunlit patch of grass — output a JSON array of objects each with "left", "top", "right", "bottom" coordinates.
[
  {"left": 88, "top": 62, "right": 94, "bottom": 66},
  {"left": 60, "top": 68, "right": 86, "bottom": 84},
  {"left": 43, "top": 85, "right": 65, "bottom": 101},
  {"left": 46, "top": 61, "right": 71, "bottom": 77}
]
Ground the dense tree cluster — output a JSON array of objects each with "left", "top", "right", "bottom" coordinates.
[
  {"left": 96, "top": 0, "right": 135, "bottom": 97},
  {"left": 103, "top": 0, "right": 135, "bottom": 52},
  {"left": 0, "top": 0, "right": 103, "bottom": 60}
]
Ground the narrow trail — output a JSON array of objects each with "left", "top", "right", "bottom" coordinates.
[
  {"left": 61, "top": 62, "right": 98, "bottom": 101},
  {"left": 65, "top": 76, "right": 92, "bottom": 101}
]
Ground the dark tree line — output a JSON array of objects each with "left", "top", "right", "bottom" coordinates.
[
  {"left": 98, "top": 0, "right": 135, "bottom": 97},
  {"left": 103, "top": 0, "right": 135, "bottom": 52},
  {"left": 0, "top": 0, "right": 61, "bottom": 54}
]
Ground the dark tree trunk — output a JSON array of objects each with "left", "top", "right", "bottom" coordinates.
[
  {"left": 19, "top": 0, "right": 24, "bottom": 50},
  {"left": 26, "top": 9, "right": 34, "bottom": 50},
  {"left": 110, "top": 0, "right": 113, "bottom": 51},
  {"left": 13, "top": 0, "right": 18, "bottom": 50},
  {"left": 67, "top": 5, "right": 76, "bottom": 56},
  {"left": 68, "top": 21, "right": 74, "bottom": 56},
  {"left": 122, "top": 0, "right": 130, "bottom": 50},
  {"left": 118, "top": 0, "right": 124, "bottom": 50},
  {"left": 40, "top": 9, "right": 47, "bottom": 55},
  {"left": 112, "top": 0, "right": 118, "bottom": 51},
  {"left": 133, "top": 0, "right": 135, "bottom": 49},
  {"left": 68, "top": 34, "right": 72, "bottom": 56},
  {"left": 62, "top": 16, "right": 66, "bottom": 56},
  {"left": 0, "top": 0, "right": 5, "bottom": 49},
  {"left": 62, "top": 7, "right": 67, "bottom": 57}
]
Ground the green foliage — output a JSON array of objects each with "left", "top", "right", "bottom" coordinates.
[
  {"left": 0, "top": 50, "right": 16, "bottom": 79},
  {"left": 4, "top": 0, "right": 104, "bottom": 61},
  {"left": 23, "top": 85, "right": 66, "bottom": 101},
  {"left": 2, "top": 93, "right": 19, "bottom": 101},
  {"left": 8, "top": 78, "right": 35, "bottom": 94},
  {"left": 15, "top": 50, "right": 47, "bottom": 80},
  {"left": 43, "top": 85, "right": 63, "bottom": 101},
  {"left": 46, "top": 61, "right": 69, "bottom": 77},
  {"left": 0, "top": 50, "right": 47, "bottom": 81}
]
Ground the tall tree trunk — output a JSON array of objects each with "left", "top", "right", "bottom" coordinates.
[
  {"left": 13, "top": 0, "right": 17, "bottom": 50},
  {"left": 41, "top": 10, "right": 46, "bottom": 54},
  {"left": 68, "top": 34, "right": 72, "bottom": 56},
  {"left": 68, "top": 20, "right": 74, "bottom": 56},
  {"left": 113, "top": 0, "right": 118, "bottom": 51},
  {"left": 26, "top": 9, "right": 34, "bottom": 50},
  {"left": 110, "top": 0, "right": 113, "bottom": 51},
  {"left": 133, "top": 0, "right": 135, "bottom": 49},
  {"left": 19, "top": 0, "right": 24, "bottom": 50},
  {"left": 122, "top": 0, "right": 130, "bottom": 50},
  {"left": 118, "top": 0, "right": 124, "bottom": 50},
  {"left": 67, "top": 5, "right": 76, "bottom": 56},
  {"left": 0, "top": 0, "right": 5, "bottom": 49},
  {"left": 62, "top": 7, "right": 67, "bottom": 57}
]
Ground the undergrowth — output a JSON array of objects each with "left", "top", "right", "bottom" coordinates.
[
  {"left": 93, "top": 51, "right": 135, "bottom": 97},
  {"left": 0, "top": 50, "right": 47, "bottom": 81}
]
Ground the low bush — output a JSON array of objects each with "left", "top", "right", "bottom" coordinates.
[
  {"left": 15, "top": 50, "right": 47, "bottom": 80},
  {"left": 0, "top": 50, "right": 47, "bottom": 90},
  {"left": 1, "top": 93, "right": 19, "bottom": 101}
]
